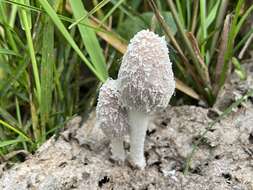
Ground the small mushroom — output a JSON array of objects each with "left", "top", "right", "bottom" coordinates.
[
  {"left": 118, "top": 30, "right": 175, "bottom": 169},
  {"left": 96, "top": 79, "right": 129, "bottom": 161}
]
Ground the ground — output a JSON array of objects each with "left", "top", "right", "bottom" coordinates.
[{"left": 0, "top": 63, "right": 253, "bottom": 190}]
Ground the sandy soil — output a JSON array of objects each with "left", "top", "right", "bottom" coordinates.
[{"left": 0, "top": 63, "right": 253, "bottom": 190}]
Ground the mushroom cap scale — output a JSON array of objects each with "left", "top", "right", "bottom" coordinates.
[
  {"left": 96, "top": 79, "right": 129, "bottom": 138},
  {"left": 118, "top": 30, "right": 175, "bottom": 113}
]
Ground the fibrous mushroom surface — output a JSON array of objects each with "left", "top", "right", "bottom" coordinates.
[
  {"left": 96, "top": 79, "right": 129, "bottom": 138},
  {"left": 118, "top": 30, "right": 175, "bottom": 113}
]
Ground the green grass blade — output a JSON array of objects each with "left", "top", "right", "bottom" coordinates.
[
  {"left": 18, "top": 0, "right": 31, "bottom": 30},
  {"left": 4, "top": 0, "right": 42, "bottom": 13},
  {"left": 100, "top": 0, "right": 125, "bottom": 25},
  {"left": 234, "top": 3, "right": 253, "bottom": 37},
  {"left": 110, "top": 0, "right": 138, "bottom": 23},
  {"left": 234, "top": 27, "right": 253, "bottom": 52},
  {"left": 197, "top": 0, "right": 220, "bottom": 39},
  {"left": 15, "top": 97, "right": 28, "bottom": 150},
  {"left": 69, "top": 0, "right": 108, "bottom": 80},
  {"left": 0, "top": 139, "right": 26, "bottom": 148},
  {"left": 0, "top": 119, "right": 32, "bottom": 142},
  {"left": 200, "top": 0, "right": 207, "bottom": 56},
  {"left": 19, "top": 0, "right": 41, "bottom": 103},
  {"left": 38, "top": 0, "right": 106, "bottom": 82},
  {"left": 0, "top": 2, "right": 18, "bottom": 52},
  {"left": 175, "top": 0, "right": 185, "bottom": 27},
  {"left": 40, "top": 17, "right": 54, "bottom": 142},
  {"left": 185, "top": 0, "right": 191, "bottom": 30},
  {"left": 0, "top": 48, "right": 21, "bottom": 57},
  {"left": 15, "top": 97, "right": 22, "bottom": 128},
  {"left": 206, "top": 0, "right": 220, "bottom": 28},
  {"left": 68, "top": 0, "right": 110, "bottom": 29},
  {"left": 9, "top": 0, "right": 18, "bottom": 27},
  {"left": 0, "top": 107, "right": 19, "bottom": 128},
  {"left": 191, "top": 0, "right": 199, "bottom": 33},
  {"left": 0, "top": 56, "right": 29, "bottom": 97},
  {"left": 209, "top": 0, "right": 228, "bottom": 60}
]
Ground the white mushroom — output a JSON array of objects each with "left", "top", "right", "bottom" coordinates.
[
  {"left": 96, "top": 30, "right": 175, "bottom": 169},
  {"left": 117, "top": 30, "right": 175, "bottom": 169},
  {"left": 96, "top": 79, "right": 129, "bottom": 161}
]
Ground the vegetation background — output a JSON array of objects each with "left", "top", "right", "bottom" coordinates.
[{"left": 0, "top": 0, "right": 252, "bottom": 162}]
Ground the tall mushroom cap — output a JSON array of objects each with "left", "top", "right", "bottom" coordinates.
[
  {"left": 96, "top": 79, "right": 129, "bottom": 138},
  {"left": 118, "top": 30, "right": 175, "bottom": 113}
]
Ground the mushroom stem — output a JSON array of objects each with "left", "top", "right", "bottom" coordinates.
[
  {"left": 128, "top": 110, "right": 149, "bottom": 169},
  {"left": 110, "top": 137, "right": 126, "bottom": 161}
]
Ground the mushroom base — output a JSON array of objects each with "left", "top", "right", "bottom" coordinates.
[{"left": 110, "top": 137, "right": 126, "bottom": 161}]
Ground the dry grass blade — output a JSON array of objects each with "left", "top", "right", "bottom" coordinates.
[
  {"left": 175, "top": 78, "right": 200, "bottom": 100},
  {"left": 64, "top": 6, "right": 127, "bottom": 54},
  {"left": 214, "top": 14, "right": 231, "bottom": 95},
  {"left": 187, "top": 32, "right": 210, "bottom": 84},
  {"left": 90, "top": 18, "right": 127, "bottom": 54},
  {"left": 238, "top": 33, "right": 253, "bottom": 59},
  {"left": 97, "top": 29, "right": 127, "bottom": 54}
]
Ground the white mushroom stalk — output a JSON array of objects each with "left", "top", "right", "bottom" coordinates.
[
  {"left": 128, "top": 111, "right": 149, "bottom": 168},
  {"left": 118, "top": 30, "right": 175, "bottom": 169}
]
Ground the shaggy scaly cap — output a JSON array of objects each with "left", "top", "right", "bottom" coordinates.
[
  {"left": 118, "top": 30, "right": 175, "bottom": 113},
  {"left": 96, "top": 79, "right": 129, "bottom": 138}
]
